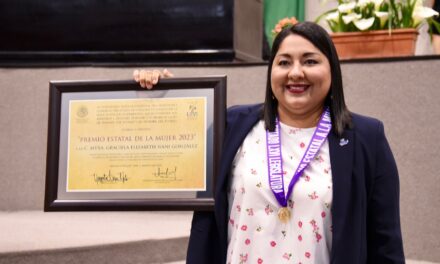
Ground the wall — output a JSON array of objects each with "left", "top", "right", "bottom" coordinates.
[
  {"left": 234, "top": 0, "right": 264, "bottom": 61},
  {"left": 0, "top": 58, "right": 440, "bottom": 261}
]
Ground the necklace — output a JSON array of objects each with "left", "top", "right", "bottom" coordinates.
[{"left": 265, "top": 107, "right": 332, "bottom": 223}]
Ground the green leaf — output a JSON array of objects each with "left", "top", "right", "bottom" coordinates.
[{"left": 432, "top": 19, "right": 440, "bottom": 35}]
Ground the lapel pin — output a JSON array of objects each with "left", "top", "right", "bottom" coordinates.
[{"left": 339, "top": 138, "right": 349, "bottom": 146}]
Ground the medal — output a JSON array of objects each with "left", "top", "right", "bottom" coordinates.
[
  {"left": 266, "top": 107, "right": 332, "bottom": 224},
  {"left": 278, "top": 207, "right": 291, "bottom": 223}
]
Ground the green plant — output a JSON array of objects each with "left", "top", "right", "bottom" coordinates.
[{"left": 316, "top": 0, "right": 440, "bottom": 33}]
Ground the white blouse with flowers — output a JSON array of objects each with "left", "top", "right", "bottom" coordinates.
[{"left": 227, "top": 120, "right": 333, "bottom": 264}]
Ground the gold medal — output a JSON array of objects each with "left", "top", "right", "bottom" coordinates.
[{"left": 278, "top": 207, "right": 291, "bottom": 223}]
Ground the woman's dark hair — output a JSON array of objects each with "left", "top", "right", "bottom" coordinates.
[{"left": 263, "top": 21, "right": 352, "bottom": 137}]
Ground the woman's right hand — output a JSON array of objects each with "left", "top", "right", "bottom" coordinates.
[{"left": 133, "top": 69, "right": 174, "bottom": 89}]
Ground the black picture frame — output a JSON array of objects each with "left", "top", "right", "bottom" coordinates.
[{"left": 44, "top": 77, "right": 226, "bottom": 211}]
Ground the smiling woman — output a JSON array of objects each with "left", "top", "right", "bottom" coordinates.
[
  {"left": 263, "top": 22, "right": 351, "bottom": 137},
  {"left": 270, "top": 34, "right": 332, "bottom": 128},
  {"left": 134, "top": 21, "right": 405, "bottom": 264}
]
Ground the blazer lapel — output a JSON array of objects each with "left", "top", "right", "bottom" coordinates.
[
  {"left": 215, "top": 109, "right": 261, "bottom": 197},
  {"left": 328, "top": 129, "right": 354, "bottom": 263},
  {"left": 214, "top": 107, "right": 261, "bottom": 250}
]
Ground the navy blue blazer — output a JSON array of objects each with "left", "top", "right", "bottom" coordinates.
[{"left": 187, "top": 104, "right": 405, "bottom": 264}]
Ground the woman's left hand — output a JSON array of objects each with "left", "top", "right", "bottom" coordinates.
[{"left": 133, "top": 69, "right": 174, "bottom": 89}]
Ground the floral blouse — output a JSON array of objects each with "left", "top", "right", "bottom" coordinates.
[{"left": 227, "top": 120, "right": 333, "bottom": 264}]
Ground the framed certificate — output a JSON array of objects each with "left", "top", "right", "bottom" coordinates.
[{"left": 44, "top": 77, "right": 226, "bottom": 211}]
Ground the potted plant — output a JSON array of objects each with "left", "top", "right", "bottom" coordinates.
[{"left": 315, "top": 0, "right": 440, "bottom": 59}]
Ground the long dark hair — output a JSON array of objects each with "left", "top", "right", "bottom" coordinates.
[{"left": 263, "top": 22, "right": 352, "bottom": 137}]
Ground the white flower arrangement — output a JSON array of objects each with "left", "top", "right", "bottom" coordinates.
[{"left": 316, "top": 0, "right": 440, "bottom": 33}]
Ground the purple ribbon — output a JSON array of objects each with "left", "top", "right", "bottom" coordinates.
[{"left": 265, "top": 107, "right": 332, "bottom": 207}]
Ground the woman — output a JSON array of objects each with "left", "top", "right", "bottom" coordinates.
[{"left": 134, "top": 22, "right": 405, "bottom": 264}]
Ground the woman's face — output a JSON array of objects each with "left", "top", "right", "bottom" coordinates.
[{"left": 271, "top": 34, "right": 331, "bottom": 125}]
